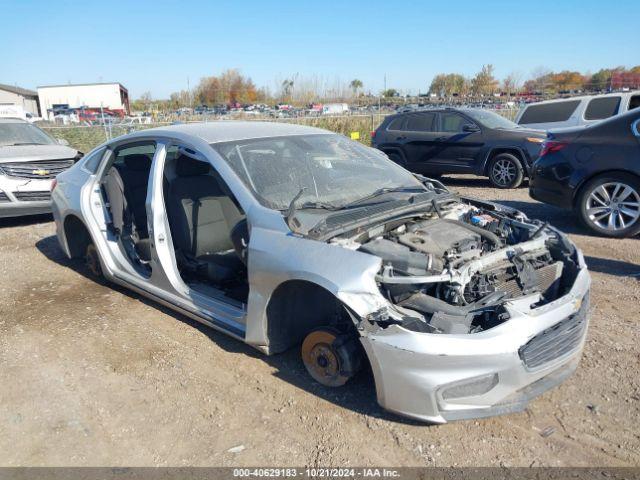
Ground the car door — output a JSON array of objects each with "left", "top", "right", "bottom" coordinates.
[
  {"left": 395, "top": 112, "right": 442, "bottom": 173},
  {"left": 432, "top": 112, "right": 484, "bottom": 171},
  {"left": 147, "top": 140, "right": 248, "bottom": 338}
]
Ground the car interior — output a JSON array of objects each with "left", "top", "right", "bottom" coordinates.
[
  {"left": 163, "top": 147, "right": 249, "bottom": 304},
  {"left": 101, "top": 143, "right": 155, "bottom": 277},
  {"left": 101, "top": 142, "right": 250, "bottom": 303}
]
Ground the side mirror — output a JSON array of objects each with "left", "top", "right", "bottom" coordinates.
[
  {"left": 463, "top": 124, "right": 480, "bottom": 133},
  {"left": 57, "top": 138, "right": 70, "bottom": 146}
]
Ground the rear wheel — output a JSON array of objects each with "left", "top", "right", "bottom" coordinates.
[
  {"left": 301, "top": 328, "right": 362, "bottom": 387},
  {"left": 577, "top": 173, "right": 640, "bottom": 238},
  {"left": 84, "top": 243, "right": 103, "bottom": 279},
  {"left": 488, "top": 153, "right": 524, "bottom": 189}
]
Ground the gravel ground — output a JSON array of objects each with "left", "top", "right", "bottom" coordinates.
[{"left": 0, "top": 175, "right": 638, "bottom": 467}]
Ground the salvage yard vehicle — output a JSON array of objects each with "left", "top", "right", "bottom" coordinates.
[
  {"left": 515, "top": 91, "right": 640, "bottom": 131},
  {"left": 51, "top": 121, "right": 590, "bottom": 423},
  {"left": 530, "top": 108, "right": 640, "bottom": 238},
  {"left": 0, "top": 118, "right": 82, "bottom": 218},
  {"left": 371, "top": 108, "right": 546, "bottom": 188}
]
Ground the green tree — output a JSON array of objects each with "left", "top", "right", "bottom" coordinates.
[
  {"left": 381, "top": 88, "right": 399, "bottom": 98},
  {"left": 349, "top": 79, "right": 363, "bottom": 97}
]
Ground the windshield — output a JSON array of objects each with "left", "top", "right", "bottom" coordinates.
[
  {"left": 213, "top": 134, "right": 425, "bottom": 210},
  {"left": 0, "top": 122, "right": 56, "bottom": 146},
  {"left": 463, "top": 109, "right": 519, "bottom": 129}
]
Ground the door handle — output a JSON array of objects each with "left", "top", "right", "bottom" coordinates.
[
  {"left": 395, "top": 136, "right": 406, "bottom": 141},
  {"left": 157, "top": 233, "right": 165, "bottom": 243}
]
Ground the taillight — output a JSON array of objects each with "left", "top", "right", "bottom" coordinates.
[
  {"left": 370, "top": 130, "right": 376, "bottom": 139},
  {"left": 50, "top": 178, "right": 58, "bottom": 192},
  {"left": 540, "top": 140, "right": 568, "bottom": 157}
]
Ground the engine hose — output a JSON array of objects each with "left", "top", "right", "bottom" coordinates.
[
  {"left": 399, "top": 291, "right": 506, "bottom": 316},
  {"left": 440, "top": 219, "right": 502, "bottom": 249}
]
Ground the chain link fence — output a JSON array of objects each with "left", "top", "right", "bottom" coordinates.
[{"left": 41, "top": 108, "right": 520, "bottom": 153}]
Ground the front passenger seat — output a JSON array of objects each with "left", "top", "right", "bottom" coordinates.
[{"left": 166, "top": 155, "right": 245, "bottom": 284}]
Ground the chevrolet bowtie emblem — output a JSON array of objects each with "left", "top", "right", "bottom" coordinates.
[{"left": 32, "top": 169, "right": 50, "bottom": 176}]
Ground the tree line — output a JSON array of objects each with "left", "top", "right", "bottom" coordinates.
[
  {"left": 429, "top": 65, "right": 640, "bottom": 98},
  {"left": 131, "top": 65, "right": 640, "bottom": 111}
]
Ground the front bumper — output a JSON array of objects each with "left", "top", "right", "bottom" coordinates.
[
  {"left": 361, "top": 263, "right": 590, "bottom": 423},
  {"left": 0, "top": 175, "right": 54, "bottom": 218}
]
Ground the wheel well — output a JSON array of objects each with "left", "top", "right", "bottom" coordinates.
[
  {"left": 573, "top": 170, "right": 640, "bottom": 207},
  {"left": 266, "top": 280, "right": 356, "bottom": 354},
  {"left": 484, "top": 148, "right": 524, "bottom": 175},
  {"left": 63, "top": 215, "right": 92, "bottom": 259},
  {"left": 380, "top": 148, "right": 405, "bottom": 162}
]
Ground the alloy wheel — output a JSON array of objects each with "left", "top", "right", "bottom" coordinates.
[
  {"left": 585, "top": 182, "right": 640, "bottom": 231},
  {"left": 491, "top": 158, "right": 517, "bottom": 186}
]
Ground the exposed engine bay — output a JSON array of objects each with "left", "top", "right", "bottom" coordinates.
[{"left": 330, "top": 199, "right": 580, "bottom": 334}]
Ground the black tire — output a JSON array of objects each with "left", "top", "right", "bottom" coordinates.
[
  {"left": 488, "top": 153, "right": 524, "bottom": 189},
  {"left": 576, "top": 172, "right": 640, "bottom": 238},
  {"left": 84, "top": 243, "right": 104, "bottom": 279},
  {"left": 301, "top": 328, "right": 362, "bottom": 387}
]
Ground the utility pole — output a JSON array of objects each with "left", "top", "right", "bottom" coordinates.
[{"left": 187, "top": 77, "right": 191, "bottom": 109}]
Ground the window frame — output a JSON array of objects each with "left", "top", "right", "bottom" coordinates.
[
  {"left": 386, "top": 116, "right": 407, "bottom": 132},
  {"left": 437, "top": 112, "right": 477, "bottom": 133},
  {"left": 518, "top": 99, "right": 581, "bottom": 125},
  {"left": 80, "top": 146, "right": 107, "bottom": 174},
  {"left": 583, "top": 96, "right": 622, "bottom": 121},
  {"left": 628, "top": 94, "right": 640, "bottom": 112},
  {"left": 402, "top": 112, "right": 437, "bottom": 133}
]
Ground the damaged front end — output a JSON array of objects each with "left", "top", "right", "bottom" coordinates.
[
  {"left": 329, "top": 197, "right": 582, "bottom": 335},
  {"left": 323, "top": 194, "right": 590, "bottom": 423}
]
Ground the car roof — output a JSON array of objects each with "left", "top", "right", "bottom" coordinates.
[
  {"left": 131, "top": 121, "right": 330, "bottom": 144},
  {"left": 524, "top": 91, "right": 640, "bottom": 106},
  {"left": 0, "top": 117, "right": 28, "bottom": 124}
]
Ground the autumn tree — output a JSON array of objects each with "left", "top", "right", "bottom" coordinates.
[
  {"left": 429, "top": 73, "right": 469, "bottom": 97},
  {"left": 502, "top": 72, "right": 522, "bottom": 97},
  {"left": 471, "top": 65, "right": 499, "bottom": 96},
  {"left": 194, "top": 69, "right": 258, "bottom": 105}
]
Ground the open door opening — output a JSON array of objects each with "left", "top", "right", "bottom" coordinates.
[
  {"left": 162, "top": 146, "right": 249, "bottom": 304},
  {"left": 101, "top": 142, "right": 155, "bottom": 277}
]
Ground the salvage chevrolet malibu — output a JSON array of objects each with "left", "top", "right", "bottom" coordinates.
[{"left": 51, "top": 122, "right": 590, "bottom": 423}]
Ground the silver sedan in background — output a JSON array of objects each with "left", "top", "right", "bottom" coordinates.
[
  {"left": 51, "top": 121, "right": 590, "bottom": 423},
  {"left": 0, "top": 118, "right": 81, "bottom": 218}
]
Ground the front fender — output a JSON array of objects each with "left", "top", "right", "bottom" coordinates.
[{"left": 244, "top": 226, "right": 387, "bottom": 348}]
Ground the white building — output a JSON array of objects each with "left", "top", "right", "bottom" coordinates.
[
  {"left": 0, "top": 83, "right": 40, "bottom": 116},
  {"left": 37, "top": 82, "right": 130, "bottom": 119}
]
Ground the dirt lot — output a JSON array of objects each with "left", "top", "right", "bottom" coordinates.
[{"left": 1, "top": 175, "right": 638, "bottom": 467}]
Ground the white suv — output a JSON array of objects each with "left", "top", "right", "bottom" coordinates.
[{"left": 515, "top": 91, "right": 640, "bottom": 131}]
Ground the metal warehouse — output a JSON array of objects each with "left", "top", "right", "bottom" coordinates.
[
  {"left": 0, "top": 83, "right": 40, "bottom": 116},
  {"left": 37, "top": 82, "right": 130, "bottom": 119}
]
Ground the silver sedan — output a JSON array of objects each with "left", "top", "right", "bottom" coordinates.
[
  {"left": 0, "top": 118, "right": 81, "bottom": 218},
  {"left": 51, "top": 121, "right": 590, "bottom": 423}
]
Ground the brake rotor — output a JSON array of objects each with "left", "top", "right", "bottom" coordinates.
[
  {"left": 85, "top": 243, "right": 102, "bottom": 278},
  {"left": 301, "top": 329, "right": 351, "bottom": 387}
]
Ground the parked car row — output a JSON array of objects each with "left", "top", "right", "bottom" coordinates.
[
  {"left": 2, "top": 94, "right": 639, "bottom": 237},
  {"left": 371, "top": 104, "right": 640, "bottom": 238}
]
